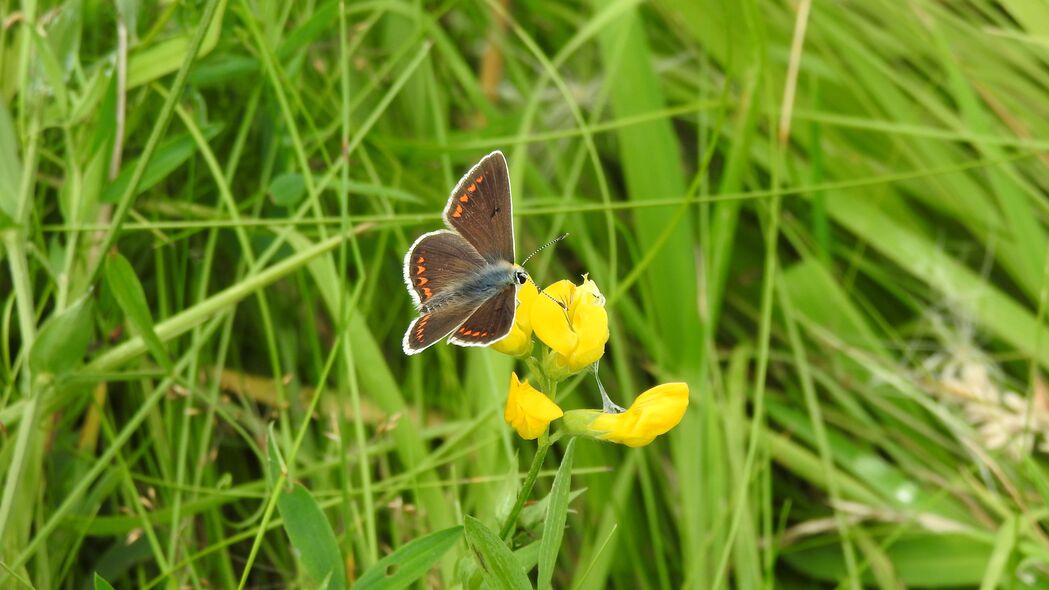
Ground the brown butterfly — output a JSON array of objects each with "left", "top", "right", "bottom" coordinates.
[{"left": 402, "top": 151, "right": 527, "bottom": 355}]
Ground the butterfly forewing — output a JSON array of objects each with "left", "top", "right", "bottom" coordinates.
[
  {"left": 448, "top": 284, "right": 517, "bottom": 347},
  {"left": 403, "top": 230, "right": 487, "bottom": 309},
  {"left": 442, "top": 151, "right": 515, "bottom": 264}
]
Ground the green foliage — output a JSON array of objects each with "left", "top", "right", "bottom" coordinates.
[
  {"left": 268, "top": 172, "right": 307, "bottom": 208},
  {"left": 29, "top": 294, "right": 94, "bottom": 379},
  {"left": 93, "top": 573, "right": 116, "bottom": 590},
  {"left": 104, "top": 251, "right": 171, "bottom": 370},
  {"left": 463, "top": 516, "right": 532, "bottom": 590},
  {"left": 538, "top": 438, "right": 575, "bottom": 590},
  {"left": 269, "top": 428, "right": 346, "bottom": 590},
  {"left": 4, "top": 0, "right": 1049, "bottom": 587},
  {"left": 100, "top": 124, "right": 224, "bottom": 204},
  {"left": 354, "top": 526, "right": 463, "bottom": 590}
]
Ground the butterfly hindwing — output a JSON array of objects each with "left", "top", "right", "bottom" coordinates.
[
  {"left": 402, "top": 304, "right": 478, "bottom": 355},
  {"left": 448, "top": 284, "right": 517, "bottom": 347},
  {"left": 442, "top": 151, "right": 514, "bottom": 264},
  {"left": 403, "top": 230, "right": 487, "bottom": 309}
]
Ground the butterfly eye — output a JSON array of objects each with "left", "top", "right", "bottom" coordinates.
[{"left": 515, "top": 270, "right": 528, "bottom": 285}]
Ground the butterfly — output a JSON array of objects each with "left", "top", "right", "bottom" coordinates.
[{"left": 402, "top": 150, "right": 528, "bottom": 355}]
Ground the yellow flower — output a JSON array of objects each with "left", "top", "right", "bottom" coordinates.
[
  {"left": 563, "top": 383, "right": 689, "bottom": 447},
  {"left": 504, "top": 372, "right": 563, "bottom": 440},
  {"left": 492, "top": 280, "right": 538, "bottom": 358},
  {"left": 531, "top": 277, "right": 609, "bottom": 379}
]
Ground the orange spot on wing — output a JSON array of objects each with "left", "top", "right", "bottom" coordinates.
[
  {"left": 476, "top": 175, "right": 484, "bottom": 183},
  {"left": 453, "top": 204, "right": 463, "bottom": 218},
  {"left": 467, "top": 184, "right": 476, "bottom": 193},
  {"left": 423, "top": 287, "right": 433, "bottom": 299},
  {"left": 416, "top": 265, "right": 425, "bottom": 275},
  {"left": 460, "top": 194, "right": 470, "bottom": 202},
  {"left": 417, "top": 256, "right": 424, "bottom": 263},
  {"left": 416, "top": 276, "right": 428, "bottom": 286}
]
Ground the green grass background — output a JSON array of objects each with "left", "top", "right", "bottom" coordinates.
[{"left": 3, "top": 0, "right": 1049, "bottom": 587}]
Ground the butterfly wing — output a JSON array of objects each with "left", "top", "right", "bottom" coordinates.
[
  {"left": 448, "top": 284, "right": 517, "bottom": 347},
  {"left": 402, "top": 304, "right": 479, "bottom": 355},
  {"left": 442, "top": 151, "right": 515, "bottom": 264},
  {"left": 403, "top": 229, "right": 486, "bottom": 310}
]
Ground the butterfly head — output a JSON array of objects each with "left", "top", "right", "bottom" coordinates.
[{"left": 513, "top": 268, "right": 529, "bottom": 285}]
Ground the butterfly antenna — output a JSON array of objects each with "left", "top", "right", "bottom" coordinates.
[
  {"left": 521, "top": 232, "right": 569, "bottom": 266},
  {"left": 525, "top": 275, "right": 569, "bottom": 311}
]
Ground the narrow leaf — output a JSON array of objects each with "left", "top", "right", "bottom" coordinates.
[
  {"left": 30, "top": 294, "right": 94, "bottom": 378},
  {"left": 93, "top": 573, "right": 116, "bottom": 590},
  {"left": 268, "top": 427, "right": 345, "bottom": 590},
  {"left": 104, "top": 253, "right": 171, "bottom": 371},
  {"left": 269, "top": 173, "right": 306, "bottom": 207},
  {"left": 101, "top": 124, "right": 223, "bottom": 203},
  {"left": 979, "top": 516, "right": 1016, "bottom": 590},
  {"left": 459, "top": 541, "right": 541, "bottom": 589},
  {"left": 494, "top": 453, "right": 521, "bottom": 526},
  {"left": 0, "top": 95, "right": 20, "bottom": 219},
  {"left": 276, "top": 483, "right": 347, "bottom": 590},
  {"left": 538, "top": 438, "right": 576, "bottom": 590},
  {"left": 29, "top": 27, "right": 70, "bottom": 119},
  {"left": 354, "top": 526, "right": 463, "bottom": 590},
  {"left": 463, "top": 516, "right": 532, "bottom": 590}
]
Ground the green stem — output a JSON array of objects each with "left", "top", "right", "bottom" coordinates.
[
  {"left": 84, "top": 0, "right": 222, "bottom": 286},
  {"left": 0, "top": 113, "right": 41, "bottom": 547},
  {"left": 499, "top": 439, "right": 550, "bottom": 540}
]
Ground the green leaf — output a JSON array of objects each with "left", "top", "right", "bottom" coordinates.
[
  {"left": 124, "top": 0, "right": 227, "bottom": 89},
  {"left": 269, "top": 173, "right": 307, "bottom": 207},
  {"left": 277, "top": 482, "right": 347, "bottom": 590},
  {"left": 463, "top": 516, "right": 532, "bottom": 590},
  {"left": 494, "top": 453, "right": 520, "bottom": 526},
  {"left": 269, "top": 429, "right": 346, "bottom": 590},
  {"left": 93, "top": 573, "right": 116, "bottom": 590},
  {"left": 458, "top": 541, "right": 541, "bottom": 589},
  {"left": 30, "top": 294, "right": 94, "bottom": 378},
  {"left": 0, "top": 95, "right": 20, "bottom": 220},
  {"left": 189, "top": 53, "right": 259, "bottom": 87},
  {"left": 101, "top": 124, "right": 223, "bottom": 204},
  {"left": 29, "top": 27, "right": 70, "bottom": 120},
  {"left": 354, "top": 526, "right": 463, "bottom": 590},
  {"left": 979, "top": 516, "right": 1017, "bottom": 590},
  {"left": 783, "top": 532, "right": 991, "bottom": 586},
  {"left": 538, "top": 438, "right": 575, "bottom": 590},
  {"left": 519, "top": 488, "right": 586, "bottom": 531},
  {"left": 104, "top": 253, "right": 172, "bottom": 371},
  {"left": 0, "top": 207, "right": 14, "bottom": 230}
]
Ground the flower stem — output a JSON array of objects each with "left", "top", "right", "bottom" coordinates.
[{"left": 499, "top": 437, "right": 550, "bottom": 540}]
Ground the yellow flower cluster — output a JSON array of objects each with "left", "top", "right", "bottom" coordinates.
[
  {"left": 496, "top": 276, "right": 688, "bottom": 447},
  {"left": 503, "top": 372, "right": 689, "bottom": 447},
  {"left": 493, "top": 277, "right": 609, "bottom": 379}
]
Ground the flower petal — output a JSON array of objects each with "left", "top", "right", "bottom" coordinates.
[
  {"left": 590, "top": 383, "right": 689, "bottom": 447},
  {"left": 504, "top": 372, "right": 563, "bottom": 440},
  {"left": 532, "top": 280, "right": 579, "bottom": 357},
  {"left": 568, "top": 303, "right": 608, "bottom": 371}
]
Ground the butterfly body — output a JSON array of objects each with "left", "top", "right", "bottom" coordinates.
[
  {"left": 402, "top": 151, "right": 525, "bottom": 355},
  {"left": 418, "top": 260, "right": 525, "bottom": 314}
]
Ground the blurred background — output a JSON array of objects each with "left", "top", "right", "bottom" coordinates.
[{"left": 3, "top": 0, "right": 1049, "bottom": 587}]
